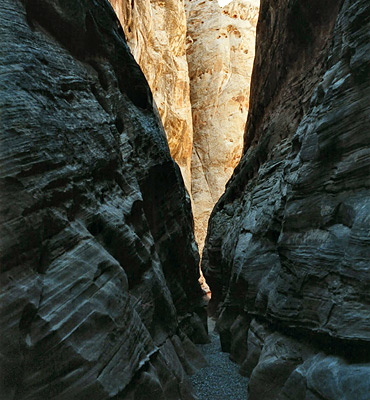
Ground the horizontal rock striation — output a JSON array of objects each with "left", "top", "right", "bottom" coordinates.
[
  {"left": 202, "top": 0, "right": 370, "bottom": 398},
  {"left": 0, "top": 0, "right": 207, "bottom": 399}
]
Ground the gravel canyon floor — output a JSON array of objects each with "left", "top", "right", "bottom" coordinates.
[{"left": 190, "top": 318, "right": 249, "bottom": 400}]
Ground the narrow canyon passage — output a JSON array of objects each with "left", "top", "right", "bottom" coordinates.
[
  {"left": 109, "top": 0, "right": 259, "bottom": 255},
  {"left": 109, "top": 0, "right": 260, "bottom": 300},
  {"left": 1, "top": 0, "right": 369, "bottom": 399}
]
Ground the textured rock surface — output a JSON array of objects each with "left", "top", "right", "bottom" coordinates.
[
  {"left": 109, "top": 0, "right": 193, "bottom": 192},
  {"left": 185, "top": 0, "right": 259, "bottom": 251},
  {"left": 203, "top": 0, "right": 370, "bottom": 398},
  {"left": 0, "top": 0, "right": 207, "bottom": 398}
]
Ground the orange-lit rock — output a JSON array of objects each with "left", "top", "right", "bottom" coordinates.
[
  {"left": 110, "top": 0, "right": 259, "bottom": 253},
  {"left": 185, "top": 0, "right": 259, "bottom": 251},
  {"left": 109, "top": 0, "right": 193, "bottom": 192}
]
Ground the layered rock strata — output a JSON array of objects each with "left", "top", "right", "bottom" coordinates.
[
  {"left": 185, "top": 0, "right": 259, "bottom": 251},
  {"left": 0, "top": 1, "right": 207, "bottom": 399},
  {"left": 203, "top": 0, "right": 370, "bottom": 398},
  {"left": 109, "top": 0, "right": 193, "bottom": 192}
]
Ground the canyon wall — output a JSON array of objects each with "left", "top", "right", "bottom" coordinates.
[
  {"left": 109, "top": 0, "right": 193, "bottom": 192},
  {"left": 203, "top": 0, "right": 370, "bottom": 398},
  {"left": 185, "top": 0, "right": 259, "bottom": 251},
  {"left": 110, "top": 0, "right": 259, "bottom": 253},
  {"left": 0, "top": 1, "right": 207, "bottom": 399}
]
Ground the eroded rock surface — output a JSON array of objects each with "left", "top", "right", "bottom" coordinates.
[
  {"left": 185, "top": 0, "right": 259, "bottom": 251},
  {"left": 203, "top": 0, "right": 370, "bottom": 398},
  {"left": 109, "top": 0, "right": 193, "bottom": 192},
  {"left": 109, "top": 0, "right": 259, "bottom": 252},
  {"left": 0, "top": 0, "right": 207, "bottom": 398}
]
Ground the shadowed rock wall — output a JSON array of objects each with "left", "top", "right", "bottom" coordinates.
[
  {"left": 202, "top": 0, "right": 370, "bottom": 398},
  {"left": 0, "top": 0, "right": 207, "bottom": 398}
]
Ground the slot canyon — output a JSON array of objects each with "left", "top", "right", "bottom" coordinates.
[{"left": 0, "top": 1, "right": 369, "bottom": 400}]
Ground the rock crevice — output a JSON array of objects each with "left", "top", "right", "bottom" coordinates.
[
  {"left": 185, "top": 0, "right": 259, "bottom": 252},
  {"left": 109, "top": 0, "right": 259, "bottom": 254}
]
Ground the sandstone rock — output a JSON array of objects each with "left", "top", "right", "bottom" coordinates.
[
  {"left": 109, "top": 0, "right": 193, "bottom": 193},
  {"left": 185, "top": 0, "right": 259, "bottom": 252},
  {"left": 203, "top": 0, "right": 370, "bottom": 398},
  {"left": 109, "top": 0, "right": 259, "bottom": 256},
  {"left": 0, "top": 0, "right": 206, "bottom": 398}
]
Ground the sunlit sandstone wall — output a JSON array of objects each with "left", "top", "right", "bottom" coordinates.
[
  {"left": 185, "top": 0, "right": 259, "bottom": 252},
  {"left": 109, "top": 0, "right": 193, "bottom": 193},
  {"left": 110, "top": 0, "right": 259, "bottom": 254}
]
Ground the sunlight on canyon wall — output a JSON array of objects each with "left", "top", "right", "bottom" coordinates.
[
  {"left": 185, "top": 0, "right": 259, "bottom": 253},
  {"left": 109, "top": 0, "right": 193, "bottom": 193},
  {"left": 109, "top": 0, "right": 259, "bottom": 256},
  {"left": 218, "top": 0, "right": 233, "bottom": 6}
]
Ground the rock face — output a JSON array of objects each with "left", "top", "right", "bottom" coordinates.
[
  {"left": 109, "top": 0, "right": 193, "bottom": 192},
  {"left": 203, "top": 0, "right": 370, "bottom": 398},
  {"left": 109, "top": 0, "right": 259, "bottom": 252},
  {"left": 185, "top": 0, "right": 259, "bottom": 251},
  {"left": 0, "top": 1, "right": 207, "bottom": 399}
]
